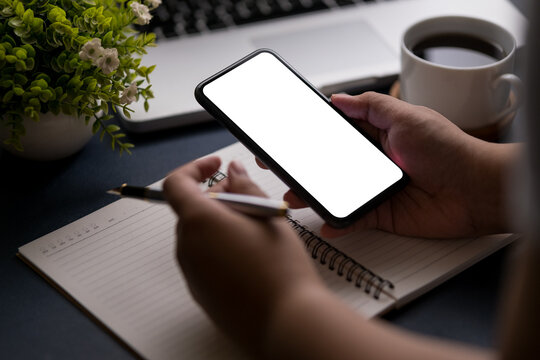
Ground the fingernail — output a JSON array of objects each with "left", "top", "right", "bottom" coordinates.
[
  {"left": 330, "top": 93, "right": 351, "bottom": 101},
  {"left": 229, "top": 161, "right": 248, "bottom": 176}
]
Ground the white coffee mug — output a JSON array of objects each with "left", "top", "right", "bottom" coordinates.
[{"left": 400, "top": 16, "right": 523, "bottom": 131}]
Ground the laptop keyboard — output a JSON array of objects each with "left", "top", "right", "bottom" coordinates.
[{"left": 138, "top": 0, "right": 386, "bottom": 40}]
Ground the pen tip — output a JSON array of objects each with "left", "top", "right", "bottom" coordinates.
[
  {"left": 107, "top": 187, "right": 122, "bottom": 195},
  {"left": 107, "top": 184, "right": 127, "bottom": 196}
]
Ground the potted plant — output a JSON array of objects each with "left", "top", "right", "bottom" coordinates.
[{"left": 0, "top": 0, "right": 160, "bottom": 159}]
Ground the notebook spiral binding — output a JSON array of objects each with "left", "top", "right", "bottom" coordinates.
[{"left": 286, "top": 217, "right": 394, "bottom": 300}]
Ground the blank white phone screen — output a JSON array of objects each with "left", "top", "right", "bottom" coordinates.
[{"left": 203, "top": 52, "right": 403, "bottom": 219}]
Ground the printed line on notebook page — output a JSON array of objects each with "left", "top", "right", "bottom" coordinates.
[
  {"left": 52, "top": 204, "right": 165, "bottom": 262},
  {"left": 59, "top": 206, "right": 173, "bottom": 272},
  {"left": 75, "top": 225, "right": 174, "bottom": 285}
]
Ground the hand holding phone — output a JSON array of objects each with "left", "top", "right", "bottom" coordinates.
[{"left": 195, "top": 49, "right": 407, "bottom": 228}]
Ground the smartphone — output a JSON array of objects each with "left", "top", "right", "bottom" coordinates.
[{"left": 195, "top": 49, "right": 407, "bottom": 228}]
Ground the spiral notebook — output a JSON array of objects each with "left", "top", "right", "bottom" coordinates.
[{"left": 18, "top": 142, "right": 516, "bottom": 360}]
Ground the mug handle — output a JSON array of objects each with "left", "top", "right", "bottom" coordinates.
[{"left": 493, "top": 73, "right": 524, "bottom": 121}]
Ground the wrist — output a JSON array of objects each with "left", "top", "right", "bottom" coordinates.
[
  {"left": 260, "top": 281, "right": 346, "bottom": 359},
  {"left": 465, "top": 139, "right": 522, "bottom": 234}
]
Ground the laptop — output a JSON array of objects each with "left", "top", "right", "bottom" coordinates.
[{"left": 120, "top": 0, "right": 527, "bottom": 132}]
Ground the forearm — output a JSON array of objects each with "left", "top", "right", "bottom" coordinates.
[
  {"left": 262, "top": 284, "right": 493, "bottom": 360},
  {"left": 500, "top": 236, "right": 540, "bottom": 359}
]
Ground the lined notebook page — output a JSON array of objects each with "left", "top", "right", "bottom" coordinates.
[
  {"left": 19, "top": 142, "right": 515, "bottom": 359},
  {"left": 19, "top": 199, "right": 245, "bottom": 360}
]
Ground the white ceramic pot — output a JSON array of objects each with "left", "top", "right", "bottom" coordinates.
[{"left": 1, "top": 112, "right": 96, "bottom": 161}]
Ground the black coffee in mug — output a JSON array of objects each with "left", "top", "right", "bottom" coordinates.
[{"left": 412, "top": 33, "right": 507, "bottom": 67}]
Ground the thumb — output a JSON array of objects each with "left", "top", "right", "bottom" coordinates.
[
  {"left": 225, "top": 161, "right": 268, "bottom": 198},
  {"left": 331, "top": 92, "right": 405, "bottom": 130}
]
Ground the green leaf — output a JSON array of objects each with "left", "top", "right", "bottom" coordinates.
[
  {"left": 15, "top": 2, "right": 25, "bottom": 17},
  {"left": 122, "top": 106, "right": 131, "bottom": 119},
  {"left": 39, "top": 89, "right": 54, "bottom": 102},
  {"left": 25, "top": 57, "right": 35, "bottom": 70},
  {"left": 15, "top": 60, "right": 26, "bottom": 71},
  {"left": 67, "top": 75, "right": 82, "bottom": 90},
  {"left": 36, "top": 73, "right": 51, "bottom": 83},
  {"left": 13, "top": 87, "right": 24, "bottom": 96},
  {"left": 14, "top": 73, "right": 27, "bottom": 85},
  {"left": 14, "top": 26, "right": 32, "bottom": 38},
  {"left": 100, "top": 101, "right": 109, "bottom": 113},
  {"left": 92, "top": 119, "right": 100, "bottom": 133},
  {"left": 102, "top": 31, "right": 113, "bottom": 45},
  {"left": 72, "top": 94, "right": 83, "bottom": 104},
  {"left": 28, "top": 97, "right": 40, "bottom": 107},
  {"left": 69, "top": 57, "right": 78, "bottom": 69},
  {"left": 86, "top": 79, "right": 97, "bottom": 92},
  {"left": 101, "top": 114, "right": 113, "bottom": 122},
  {"left": 31, "top": 18, "right": 44, "bottom": 32},
  {"left": 24, "top": 106, "right": 34, "bottom": 117},
  {"left": 0, "top": 80, "right": 13, "bottom": 87},
  {"left": 106, "top": 124, "right": 120, "bottom": 133},
  {"left": 35, "top": 79, "right": 48, "bottom": 89},
  {"left": 2, "top": 90, "right": 14, "bottom": 103},
  {"left": 9, "top": 19, "right": 23, "bottom": 29},
  {"left": 23, "top": 9, "right": 34, "bottom": 24},
  {"left": 14, "top": 48, "right": 27, "bottom": 60},
  {"left": 2, "top": 35, "right": 16, "bottom": 47}
]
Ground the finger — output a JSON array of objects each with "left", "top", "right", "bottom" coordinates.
[
  {"left": 331, "top": 93, "right": 380, "bottom": 140},
  {"left": 163, "top": 156, "right": 222, "bottom": 215},
  {"left": 331, "top": 92, "right": 409, "bottom": 130},
  {"left": 255, "top": 157, "right": 268, "bottom": 169},
  {"left": 283, "top": 190, "right": 307, "bottom": 209},
  {"left": 225, "top": 161, "right": 268, "bottom": 198}
]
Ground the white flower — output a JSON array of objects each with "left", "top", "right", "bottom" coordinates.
[
  {"left": 79, "top": 38, "right": 104, "bottom": 65},
  {"left": 120, "top": 82, "right": 138, "bottom": 104},
  {"left": 96, "top": 48, "right": 120, "bottom": 74},
  {"left": 145, "top": 0, "right": 161, "bottom": 10},
  {"left": 80, "top": 39, "right": 120, "bottom": 75},
  {"left": 131, "top": 2, "right": 152, "bottom": 25}
]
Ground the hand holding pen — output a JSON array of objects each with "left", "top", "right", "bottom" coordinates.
[{"left": 108, "top": 162, "right": 289, "bottom": 218}]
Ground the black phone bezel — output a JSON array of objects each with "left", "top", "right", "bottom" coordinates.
[{"left": 194, "top": 48, "right": 408, "bottom": 228}]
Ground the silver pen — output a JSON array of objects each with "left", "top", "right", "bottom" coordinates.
[{"left": 107, "top": 184, "right": 289, "bottom": 217}]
